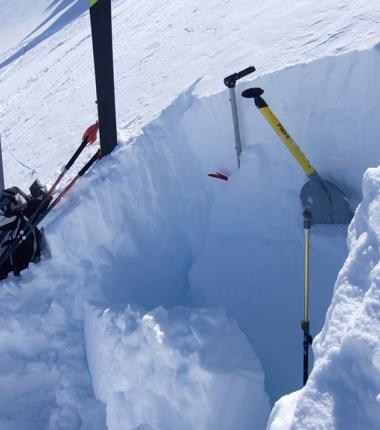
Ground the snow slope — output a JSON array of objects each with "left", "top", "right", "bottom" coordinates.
[
  {"left": 0, "top": 0, "right": 88, "bottom": 69},
  {"left": 2, "top": 0, "right": 380, "bottom": 189},
  {"left": 1, "top": 0, "right": 380, "bottom": 429}
]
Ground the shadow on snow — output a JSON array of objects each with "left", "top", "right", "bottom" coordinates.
[{"left": 0, "top": 0, "right": 88, "bottom": 70}]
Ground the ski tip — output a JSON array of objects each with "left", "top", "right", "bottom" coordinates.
[{"left": 208, "top": 172, "right": 229, "bottom": 181}]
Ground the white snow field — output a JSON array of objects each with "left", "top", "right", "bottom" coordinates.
[{"left": 1, "top": 0, "right": 380, "bottom": 429}]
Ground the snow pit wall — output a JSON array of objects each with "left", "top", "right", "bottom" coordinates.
[
  {"left": 44, "top": 85, "right": 211, "bottom": 313},
  {"left": 185, "top": 45, "right": 380, "bottom": 402}
]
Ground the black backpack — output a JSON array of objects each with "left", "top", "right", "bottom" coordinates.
[{"left": 0, "top": 182, "right": 48, "bottom": 280}]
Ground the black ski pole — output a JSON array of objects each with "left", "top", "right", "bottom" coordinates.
[
  {"left": 19, "top": 122, "right": 99, "bottom": 238},
  {"left": 21, "top": 149, "right": 100, "bottom": 242},
  {"left": 47, "top": 149, "right": 100, "bottom": 214},
  {"left": 224, "top": 66, "right": 255, "bottom": 168},
  {"left": 89, "top": 0, "right": 118, "bottom": 156},
  {"left": 301, "top": 206, "right": 313, "bottom": 385}
]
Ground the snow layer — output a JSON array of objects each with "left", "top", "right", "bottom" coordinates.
[
  {"left": 85, "top": 303, "right": 270, "bottom": 430},
  {"left": 268, "top": 167, "right": 380, "bottom": 430}
]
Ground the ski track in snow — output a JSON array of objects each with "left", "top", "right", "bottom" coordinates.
[{"left": 1, "top": 0, "right": 380, "bottom": 428}]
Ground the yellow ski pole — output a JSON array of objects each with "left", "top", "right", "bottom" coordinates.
[{"left": 302, "top": 206, "right": 313, "bottom": 385}]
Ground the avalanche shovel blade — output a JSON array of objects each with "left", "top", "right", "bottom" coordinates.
[{"left": 300, "top": 175, "right": 352, "bottom": 225}]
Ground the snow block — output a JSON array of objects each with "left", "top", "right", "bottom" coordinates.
[{"left": 84, "top": 303, "right": 270, "bottom": 430}]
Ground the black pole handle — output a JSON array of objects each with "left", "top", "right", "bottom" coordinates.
[
  {"left": 303, "top": 336, "right": 309, "bottom": 386},
  {"left": 65, "top": 138, "right": 88, "bottom": 170},
  {"left": 236, "top": 66, "right": 255, "bottom": 80},
  {"left": 78, "top": 149, "right": 100, "bottom": 176},
  {"left": 224, "top": 66, "right": 256, "bottom": 88},
  {"left": 301, "top": 320, "right": 313, "bottom": 385}
]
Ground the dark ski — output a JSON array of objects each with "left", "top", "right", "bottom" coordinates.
[{"left": 89, "top": 0, "right": 118, "bottom": 156}]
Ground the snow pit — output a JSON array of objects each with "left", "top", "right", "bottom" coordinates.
[{"left": 1, "top": 4, "right": 380, "bottom": 423}]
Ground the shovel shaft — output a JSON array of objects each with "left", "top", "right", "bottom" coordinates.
[{"left": 255, "top": 99, "right": 315, "bottom": 177}]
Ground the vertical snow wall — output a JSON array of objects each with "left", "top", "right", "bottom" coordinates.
[{"left": 185, "top": 45, "right": 380, "bottom": 401}]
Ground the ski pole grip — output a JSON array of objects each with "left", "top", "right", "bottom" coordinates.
[
  {"left": 65, "top": 139, "right": 88, "bottom": 170},
  {"left": 236, "top": 66, "right": 255, "bottom": 80},
  {"left": 224, "top": 66, "right": 255, "bottom": 88}
]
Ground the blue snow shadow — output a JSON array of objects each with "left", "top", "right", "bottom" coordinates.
[{"left": 0, "top": 0, "right": 88, "bottom": 70}]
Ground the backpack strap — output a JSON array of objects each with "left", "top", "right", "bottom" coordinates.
[
  {"left": 1, "top": 215, "right": 22, "bottom": 272},
  {"left": 27, "top": 219, "right": 41, "bottom": 263}
]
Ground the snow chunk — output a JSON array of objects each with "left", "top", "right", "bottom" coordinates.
[{"left": 84, "top": 304, "right": 270, "bottom": 430}]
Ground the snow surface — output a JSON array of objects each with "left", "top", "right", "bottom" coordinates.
[
  {"left": 2, "top": 0, "right": 380, "bottom": 190},
  {"left": 85, "top": 303, "right": 270, "bottom": 430},
  {"left": 1, "top": 0, "right": 380, "bottom": 429}
]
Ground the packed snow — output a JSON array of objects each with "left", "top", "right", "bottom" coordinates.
[
  {"left": 1, "top": 0, "right": 380, "bottom": 429},
  {"left": 85, "top": 303, "right": 270, "bottom": 430}
]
